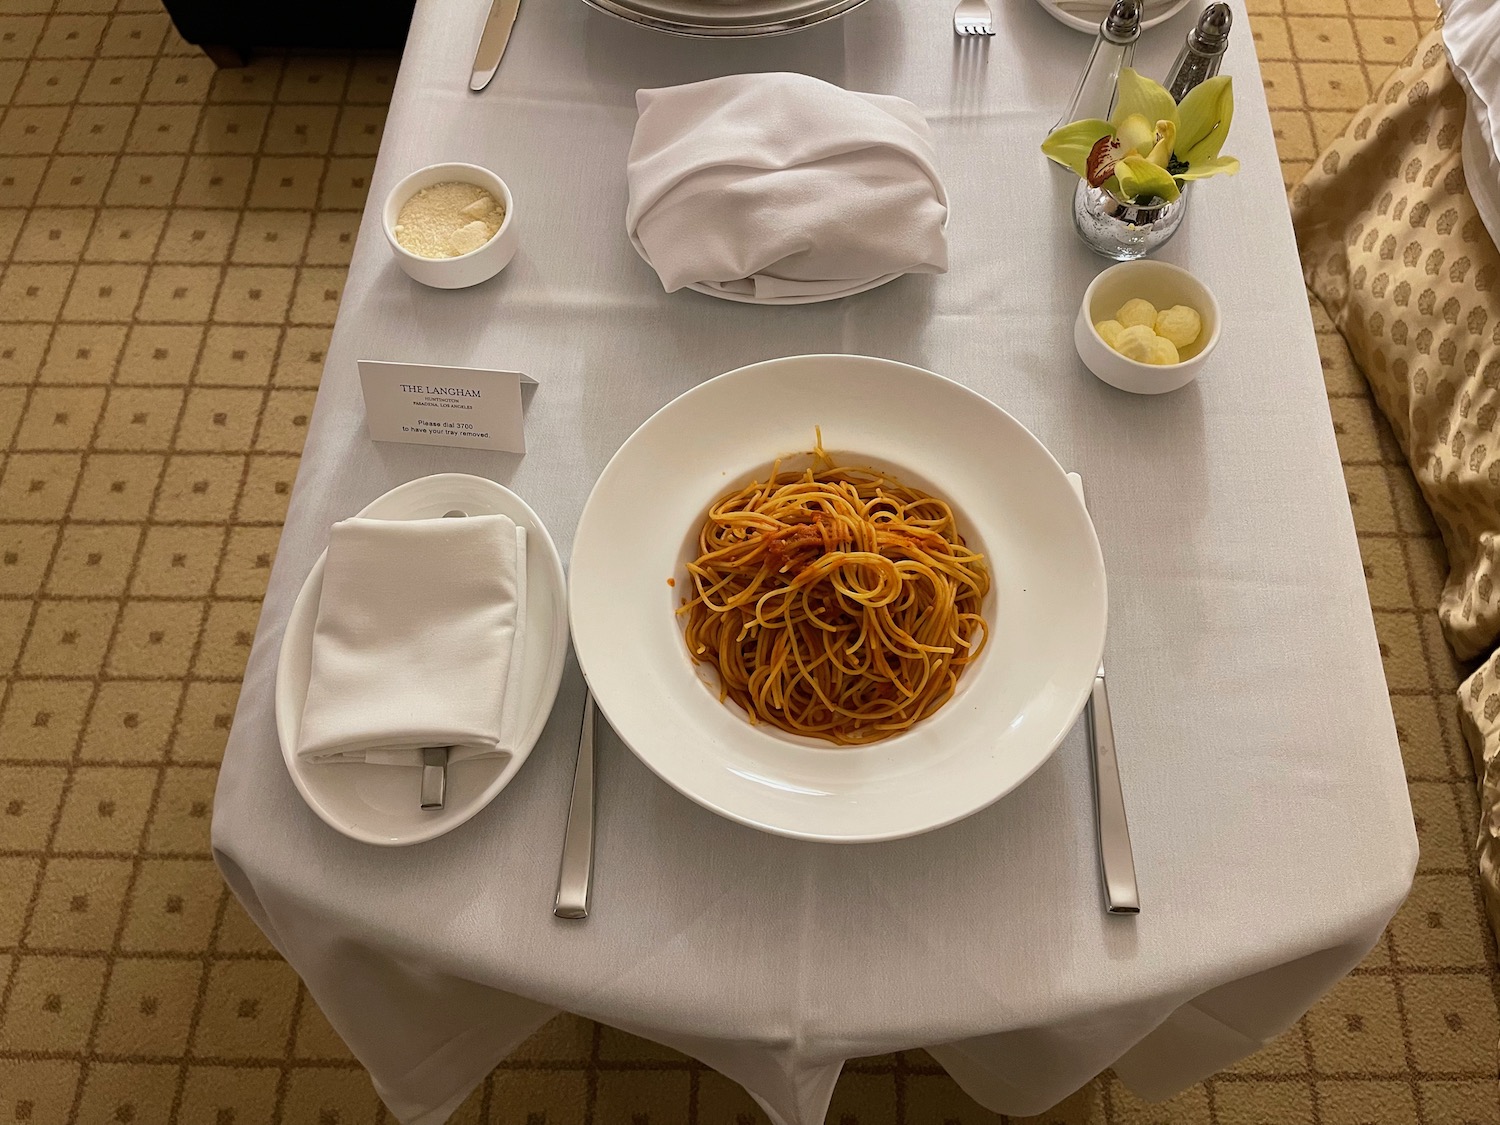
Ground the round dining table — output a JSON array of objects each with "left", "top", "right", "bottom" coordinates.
[{"left": 211, "top": 0, "right": 1419, "bottom": 1121}]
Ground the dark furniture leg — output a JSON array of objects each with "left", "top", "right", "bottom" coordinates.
[
  {"left": 200, "top": 43, "right": 249, "bottom": 68},
  {"left": 160, "top": 1, "right": 416, "bottom": 57}
]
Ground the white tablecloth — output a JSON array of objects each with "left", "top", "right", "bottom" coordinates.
[{"left": 211, "top": 1, "right": 1418, "bottom": 1122}]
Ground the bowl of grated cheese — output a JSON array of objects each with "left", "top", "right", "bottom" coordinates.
[{"left": 382, "top": 162, "right": 518, "bottom": 289}]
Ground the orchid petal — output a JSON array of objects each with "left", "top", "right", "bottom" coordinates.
[
  {"left": 1041, "top": 118, "right": 1114, "bottom": 179},
  {"left": 1086, "top": 134, "right": 1127, "bottom": 186},
  {"left": 1112, "top": 68, "right": 1178, "bottom": 134},
  {"left": 1146, "top": 119, "right": 1177, "bottom": 168},
  {"left": 1116, "top": 154, "right": 1181, "bottom": 203},
  {"left": 1114, "top": 113, "right": 1155, "bottom": 156},
  {"left": 1175, "top": 154, "right": 1241, "bottom": 180},
  {"left": 1176, "top": 76, "right": 1234, "bottom": 163}
]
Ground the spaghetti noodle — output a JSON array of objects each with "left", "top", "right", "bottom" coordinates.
[{"left": 679, "top": 434, "right": 989, "bottom": 745}]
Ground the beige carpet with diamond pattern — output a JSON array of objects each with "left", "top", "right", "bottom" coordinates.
[{"left": 0, "top": 0, "right": 1496, "bottom": 1121}]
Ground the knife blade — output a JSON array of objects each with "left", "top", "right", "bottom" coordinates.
[{"left": 470, "top": 0, "right": 523, "bottom": 92}]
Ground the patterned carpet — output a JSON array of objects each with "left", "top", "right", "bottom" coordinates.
[{"left": 0, "top": 0, "right": 1495, "bottom": 1122}]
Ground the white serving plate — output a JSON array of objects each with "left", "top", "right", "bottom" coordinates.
[
  {"left": 1036, "top": 0, "right": 1192, "bottom": 34},
  {"left": 685, "top": 273, "right": 903, "bottom": 305},
  {"left": 569, "top": 355, "right": 1107, "bottom": 843},
  {"left": 660, "top": 216, "right": 950, "bottom": 306},
  {"left": 581, "top": 0, "right": 871, "bottom": 37},
  {"left": 275, "top": 474, "right": 568, "bottom": 846}
]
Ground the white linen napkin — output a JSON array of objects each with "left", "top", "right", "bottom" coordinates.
[
  {"left": 626, "top": 72, "right": 949, "bottom": 300},
  {"left": 297, "top": 514, "right": 527, "bottom": 766}
]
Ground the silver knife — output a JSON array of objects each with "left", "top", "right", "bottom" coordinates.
[
  {"left": 420, "top": 746, "right": 448, "bottom": 810},
  {"left": 418, "top": 506, "right": 467, "bottom": 811},
  {"left": 470, "top": 0, "right": 523, "bottom": 92},
  {"left": 553, "top": 692, "right": 596, "bottom": 919},
  {"left": 1067, "top": 473, "right": 1141, "bottom": 915}
]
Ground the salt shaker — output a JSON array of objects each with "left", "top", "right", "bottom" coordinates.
[
  {"left": 1050, "top": 0, "right": 1142, "bottom": 134},
  {"left": 1164, "top": 3, "right": 1233, "bottom": 102}
]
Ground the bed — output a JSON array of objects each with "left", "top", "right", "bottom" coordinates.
[{"left": 1293, "top": 0, "right": 1500, "bottom": 939}]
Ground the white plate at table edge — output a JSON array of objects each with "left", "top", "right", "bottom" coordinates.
[
  {"left": 649, "top": 218, "right": 951, "bottom": 306},
  {"left": 581, "top": 0, "right": 872, "bottom": 38},
  {"left": 274, "top": 474, "right": 569, "bottom": 847},
  {"left": 569, "top": 354, "right": 1108, "bottom": 843},
  {"left": 1036, "top": 0, "right": 1192, "bottom": 34},
  {"left": 686, "top": 271, "right": 904, "bottom": 305}
]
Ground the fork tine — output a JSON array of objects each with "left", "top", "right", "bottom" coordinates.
[{"left": 952, "top": 0, "right": 994, "bottom": 37}]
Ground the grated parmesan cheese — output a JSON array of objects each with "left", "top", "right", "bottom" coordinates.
[{"left": 393, "top": 181, "right": 505, "bottom": 259}]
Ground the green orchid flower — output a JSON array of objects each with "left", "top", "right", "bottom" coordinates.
[{"left": 1041, "top": 68, "right": 1240, "bottom": 204}]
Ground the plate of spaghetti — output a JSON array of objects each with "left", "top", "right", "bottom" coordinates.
[{"left": 570, "top": 354, "right": 1106, "bottom": 842}]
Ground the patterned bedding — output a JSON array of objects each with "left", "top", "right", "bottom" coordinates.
[{"left": 1293, "top": 26, "right": 1500, "bottom": 939}]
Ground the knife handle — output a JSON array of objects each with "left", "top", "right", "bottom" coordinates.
[
  {"left": 1087, "top": 674, "right": 1140, "bottom": 914},
  {"left": 420, "top": 747, "right": 448, "bottom": 810},
  {"left": 553, "top": 693, "right": 596, "bottom": 919}
]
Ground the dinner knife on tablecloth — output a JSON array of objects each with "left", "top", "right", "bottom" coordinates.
[
  {"left": 553, "top": 692, "right": 596, "bottom": 919},
  {"left": 1067, "top": 473, "right": 1141, "bottom": 915},
  {"left": 470, "top": 0, "right": 523, "bottom": 92}
]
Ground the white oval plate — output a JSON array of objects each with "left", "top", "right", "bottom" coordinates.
[
  {"left": 651, "top": 221, "right": 948, "bottom": 306},
  {"left": 569, "top": 355, "right": 1107, "bottom": 843},
  {"left": 581, "top": 0, "right": 872, "bottom": 38},
  {"left": 274, "top": 474, "right": 569, "bottom": 846},
  {"left": 685, "top": 272, "right": 902, "bottom": 305},
  {"left": 1036, "top": 0, "right": 1191, "bottom": 34}
]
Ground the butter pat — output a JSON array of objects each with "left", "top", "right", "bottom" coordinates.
[
  {"left": 1116, "top": 298, "right": 1158, "bottom": 330},
  {"left": 1097, "top": 296, "right": 1201, "bottom": 366},
  {"left": 1094, "top": 319, "right": 1125, "bottom": 349},
  {"left": 1154, "top": 304, "right": 1202, "bottom": 349},
  {"left": 1146, "top": 336, "right": 1180, "bottom": 365},
  {"left": 1114, "top": 324, "right": 1159, "bottom": 363},
  {"left": 395, "top": 181, "right": 506, "bottom": 259}
]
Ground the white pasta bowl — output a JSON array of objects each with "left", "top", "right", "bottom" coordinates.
[
  {"left": 1074, "top": 259, "right": 1221, "bottom": 395},
  {"left": 569, "top": 354, "right": 1108, "bottom": 843},
  {"left": 382, "top": 162, "right": 518, "bottom": 289}
]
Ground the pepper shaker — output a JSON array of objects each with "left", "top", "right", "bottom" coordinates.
[
  {"left": 1051, "top": 0, "right": 1143, "bottom": 134},
  {"left": 1164, "top": 3, "right": 1233, "bottom": 102}
]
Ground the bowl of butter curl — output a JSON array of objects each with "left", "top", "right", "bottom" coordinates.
[
  {"left": 382, "top": 162, "right": 517, "bottom": 289},
  {"left": 1074, "top": 259, "right": 1220, "bottom": 395}
]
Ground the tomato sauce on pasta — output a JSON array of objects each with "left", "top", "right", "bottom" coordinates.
[{"left": 679, "top": 434, "right": 989, "bottom": 745}]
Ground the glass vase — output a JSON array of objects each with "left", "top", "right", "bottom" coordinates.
[{"left": 1072, "top": 180, "right": 1187, "bottom": 261}]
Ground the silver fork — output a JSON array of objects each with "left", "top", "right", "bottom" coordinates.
[{"left": 953, "top": 0, "right": 995, "bottom": 37}]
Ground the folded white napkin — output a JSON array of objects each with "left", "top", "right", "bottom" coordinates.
[
  {"left": 297, "top": 514, "right": 527, "bottom": 766},
  {"left": 626, "top": 72, "right": 950, "bottom": 300}
]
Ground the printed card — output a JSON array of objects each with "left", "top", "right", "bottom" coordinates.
[{"left": 357, "top": 360, "right": 535, "bottom": 454}]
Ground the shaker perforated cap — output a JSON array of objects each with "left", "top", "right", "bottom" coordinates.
[
  {"left": 1101, "top": 0, "right": 1142, "bottom": 42},
  {"left": 1190, "top": 3, "right": 1233, "bottom": 53}
]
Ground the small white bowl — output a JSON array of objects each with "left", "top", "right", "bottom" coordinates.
[
  {"left": 1074, "top": 259, "right": 1221, "bottom": 395},
  {"left": 382, "top": 162, "right": 517, "bottom": 289}
]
